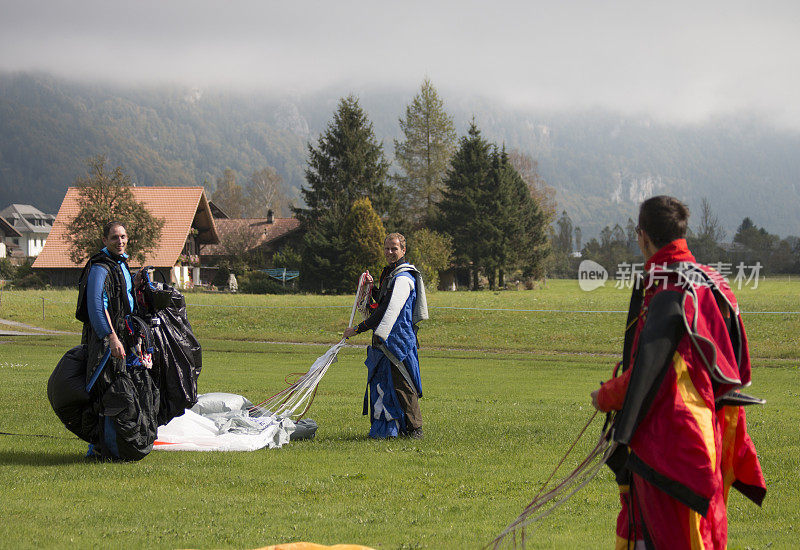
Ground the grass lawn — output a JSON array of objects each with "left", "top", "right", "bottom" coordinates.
[{"left": 0, "top": 280, "right": 797, "bottom": 549}]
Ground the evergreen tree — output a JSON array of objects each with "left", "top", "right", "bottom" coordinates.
[
  {"left": 501, "top": 152, "right": 549, "bottom": 280},
  {"left": 436, "top": 121, "right": 494, "bottom": 289},
  {"left": 342, "top": 197, "right": 386, "bottom": 288},
  {"left": 547, "top": 210, "right": 575, "bottom": 278},
  {"left": 437, "top": 125, "right": 548, "bottom": 288},
  {"left": 394, "top": 78, "right": 457, "bottom": 226},
  {"left": 486, "top": 149, "right": 548, "bottom": 285},
  {"left": 295, "top": 95, "right": 394, "bottom": 291},
  {"left": 67, "top": 155, "right": 164, "bottom": 265},
  {"left": 555, "top": 210, "right": 574, "bottom": 253},
  {"left": 297, "top": 95, "right": 393, "bottom": 226},
  {"left": 299, "top": 210, "right": 346, "bottom": 293}
]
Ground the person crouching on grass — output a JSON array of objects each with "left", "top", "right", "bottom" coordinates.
[{"left": 343, "top": 233, "right": 428, "bottom": 439}]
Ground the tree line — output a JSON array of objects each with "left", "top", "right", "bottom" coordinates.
[
  {"left": 37, "top": 77, "right": 800, "bottom": 293},
  {"left": 291, "top": 80, "right": 552, "bottom": 293},
  {"left": 551, "top": 197, "right": 800, "bottom": 278}
]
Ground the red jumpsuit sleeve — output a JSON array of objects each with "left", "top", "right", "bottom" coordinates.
[{"left": 597, "top": 368, "right": 632, "bottom": 412}]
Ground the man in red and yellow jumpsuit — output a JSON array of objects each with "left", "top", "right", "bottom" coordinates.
[{"left": 591, "top": 196, "right": 765, "bottom": 549}]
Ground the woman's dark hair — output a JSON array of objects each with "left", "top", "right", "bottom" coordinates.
[
  {"left": 103, "top": 221, "right": 126, "bottom": 238},
  {"left": 638, "top": 196, "right": 690, "bottom": 248}
]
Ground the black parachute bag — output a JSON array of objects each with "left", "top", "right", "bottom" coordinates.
[
  {"left": 48, "top": 320, "right": 161, "bottom": 461},
  {"left": 47, "top": 345, "right": 98, "bottom": 443},
  {"left": 136, "top": 272, "right": 202, "bottom": 426},
  {"left": 90, "top": 314, "right": 160, "bottom": 461}
]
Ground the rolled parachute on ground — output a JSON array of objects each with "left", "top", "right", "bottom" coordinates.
[{"left": 48, "top": 279, "right": 202, "bottom": 461}]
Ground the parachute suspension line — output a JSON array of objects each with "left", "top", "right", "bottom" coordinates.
[
  {"left": 488, "top": 411, "right": 616, "bottom": 549},
  {"left": 250, "top": 339, "right": 346, "bottom": 420},
  {"left": 249, "top": 273, "right": 373, "bottom": 421}
]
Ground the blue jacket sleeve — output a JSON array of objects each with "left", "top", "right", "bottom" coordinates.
[{"left": 87, "top": 264, "right": 113, "bottom": 338}]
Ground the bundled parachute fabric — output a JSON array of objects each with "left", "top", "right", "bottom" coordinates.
[
  {"left": 48, "top": 275, "right": 201, "bottom": 461},
  {"left": 47, "top": 345, "right": 92, "bottom": 440},
  {"left": 48, "top": 338, "right": 161, "bottom": 461},
  {"left": 154, "top": 338, "right": 348, "bottom": 452},
  {"left": 154, "top": 392, "right": 318, "bottom": 451},
  {"left": 146, "top": 283, "right": 202, "bottom": 425}
]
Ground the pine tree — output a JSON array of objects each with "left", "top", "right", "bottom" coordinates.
[
  {"left": 67, "top": 156, "right": 164, "bottom": 265},
  {"left": 297, "top": 95, "right": 393, "bottom": 226},
  {"left": 489, "top": 149, "right": 548, "bottom": 284},
  {"left": 436, "top": 121, "right": 494, "bottom": 289},
  {"left": 555, "top": 210, "right": 574, "bottom": 253},
  {"left": 296, "top": 95, "right": 395, "bottom": 291},
  {"left": 394, "top": 79, "right": 457, "bottom": 226},
  {"left": 437, "top": 126, "right": 549, "bottom": 288}
]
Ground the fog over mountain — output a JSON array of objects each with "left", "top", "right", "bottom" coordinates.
[{"left": 1, "top": 72, "right": 798, "bottom": 239}]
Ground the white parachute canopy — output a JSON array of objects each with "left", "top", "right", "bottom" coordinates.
[
  {"left": 154, "top": 273, "right": 371, "bottom": 452},
  {"left": 154, "top": 340, "right": 346, "bottom": 451}
]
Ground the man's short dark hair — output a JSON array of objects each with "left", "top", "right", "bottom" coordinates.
[
  {"left": 385, "top": 232, "right": 406, "bottom": 250},
  {"left": 103, "top": 221, "right": 126, "bottom": 238},
  {"left": 638, "top": 196, "right": 690, "bottom": 248}
]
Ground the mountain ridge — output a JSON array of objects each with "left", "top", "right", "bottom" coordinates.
[{"left": 1, "top": 72, "right": 798, "bottom": 238}]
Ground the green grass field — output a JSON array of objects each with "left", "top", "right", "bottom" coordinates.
[{"left": 0, "top": 280, "right": 797, "bottom": 549}]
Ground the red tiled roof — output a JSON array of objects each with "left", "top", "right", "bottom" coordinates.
[
  {"left": 33, "top": 187, "right": 218, "bottom": 269},
  {"left": 202, "top": 217, "right": 301, "bottom": 256}
]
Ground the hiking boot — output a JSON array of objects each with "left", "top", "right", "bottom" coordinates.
[{"left": 409, "top": 427, "right": 424, "bottom": 439}]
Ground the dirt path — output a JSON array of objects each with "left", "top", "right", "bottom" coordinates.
[{"left": 0, "top": 318, "right": 79, "bottom": 336}]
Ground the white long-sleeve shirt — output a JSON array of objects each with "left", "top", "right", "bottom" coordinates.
[{"left": 374, "top": 275, "right": 414, "bottom": 341}]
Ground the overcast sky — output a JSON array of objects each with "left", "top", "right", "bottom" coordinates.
[{"left": 2, "top": 0, "right": 799, "bottom": 128}]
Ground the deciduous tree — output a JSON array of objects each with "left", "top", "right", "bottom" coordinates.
[
  {"left": 507, "top": 149, "right": 557, "bottom": 227},
  {"left": 211, "top": 168, "right": 246, "bottom": 218},
  {"left": 406, "top": 228, "right": 453, "bottom": 290},
  {"left": 245, "top": 166, "right": 289, "bottom": 217},
  {"left": 687, "top": 197, "right": 728, "bottom": 264},
  {"left": 67, "top": 155, "right": 164, "bottom": 264},
  {"left": 342, "top": 197, "right": 386, "bottom": 287}
]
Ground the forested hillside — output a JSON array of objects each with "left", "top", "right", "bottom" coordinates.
[{"left": 1, "top": 72, "right": 798, "bottom": 237}]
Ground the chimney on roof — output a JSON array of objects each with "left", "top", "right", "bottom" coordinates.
[{"left": 267, "top": 209, "right": 274, "bottom": 224}]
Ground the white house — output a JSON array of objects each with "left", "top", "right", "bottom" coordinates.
[
  {"left": 0, "top": 216, "right": 22, "bottom": 258},
  {"left": 0, "top": 204, "right": 55, "bottom": 257}
]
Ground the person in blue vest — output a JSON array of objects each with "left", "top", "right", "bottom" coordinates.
[
  {"left": 83, "top": 221, "right": 135, "bottom": 362},
  {"left": 343, "top": 233, "right": 428, "bottom": 439},
  {"left": 76, "top": 221, "right": 157, "bottom": 460}
]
